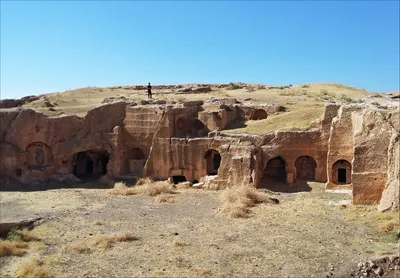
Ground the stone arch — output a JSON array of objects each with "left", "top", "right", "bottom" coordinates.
[
  {"left": 251, "top": 109, "right": 268, "bottom": 120},
  {"left": 204, "top": 149, "right": 221, "bottom": 175},
  {"left": 332, "top": 160, "right": 352, "bottom": 184},
  {"left": 128, "top": 147, "right": 145, "bottom": 160},
  {"left": 176, "top": 117, "right": 187, "bottom": 130},
  {"left": 295, "top": 156, "right": 317, "bottom": 181},
  {"left": 73, "top": 150, "right": 110, "bottom": 178},
  {"left": 126, "top": 147, "right": 146, "bottom": 175},
  {"left": 264, "top": 156, "right": 287, "bottom": 182},
  {"left": 26, "top": 142, "right": 53, "bottom": 170}
]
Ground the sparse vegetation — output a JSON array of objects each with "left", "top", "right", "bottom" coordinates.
[
  {"left": 226, "top": 82, "right": 241, "bottom": 90},
  {"left": 15, "top": 259, "right": 52, "bottom": 278},
  {"left": 92, "top": 232, "right": 139, "bottom": 249},
  {"left": 108, "top": 180, "right": 175, "bottom": 196},
  {"left": 0, "top": 240, "right": 28, "bottom": 257},
  {"left": 64, "top": 243, "right": 91, "bottom": 254},
  {"left": 219, "top": 186, "right": 277, "bottom": 218},
  {"left": 133, "top": 181, "right": 174, "bottom": 196},
  {"left": 6, "top": 228, "right": 40, "bottom": 242}
]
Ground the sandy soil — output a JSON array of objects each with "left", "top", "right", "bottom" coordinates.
[{"left": 0, "top": 182, "right": 399, "bottom": 278}]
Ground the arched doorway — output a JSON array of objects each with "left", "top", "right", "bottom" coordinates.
[
  {"left": 73, "top": 151, "right": 110, "bottom": 178},
  {"left": 295, "top": 156, "right": 317, "bottom": 181},
  {"left": 251, "top": 109, "right": 268, "bottom": 120},
  {"left": 264, "top": 156, "right": 287, "bottom": 182},
  {"left": 205, "top": 149, "right": 221, "bottom": 175},
  {"left": 332, "top": 160, "right": 352, "bottom": 184}
]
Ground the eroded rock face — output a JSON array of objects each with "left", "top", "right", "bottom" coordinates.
[{"left": 0, "top": 98, "right": 398, "bottom": 211}]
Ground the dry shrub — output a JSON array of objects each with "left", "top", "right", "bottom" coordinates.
[
  {"left": 92, "top": 232, "right": 138, "bottom": 249},
  {"left": 136, "top": 177, "right": 153, "bottom": 185},
  {"left": 108, "top": 182, "right": 135, "bottom": 196},
  {"left": 0, "top": 240, "right": 28, "bottom": 257},
  {"left": 15, "top": 259, "right": 52, "bottom": 278},
  {"left": 219, "top": 186, "right": 277, "bottom": 218},
  {"left": 64, "top": 243, "right": 91, "bottom": 254},
  {"left": 175, "top": 182, "right": 191, "bottom": 189},
  {"left": 109, "top": 180, "right": 174, "bottom": 196},
  {"left": 133, "top": 181, "right": 174, "bottom": 196},
  {"left": 154, "top": 194, "right": 175, "bottom": 203},
  {"left": 7, "top": 229, "right": 41, "bottom": 242}
]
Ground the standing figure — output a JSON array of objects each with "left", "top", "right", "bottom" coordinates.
[{"left": 147, "top": 82, "right": 152, "bottom": 99}]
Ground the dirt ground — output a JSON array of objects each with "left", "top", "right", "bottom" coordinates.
[{"left": 0, "top": 181, "right": 399, "bottom": 278}]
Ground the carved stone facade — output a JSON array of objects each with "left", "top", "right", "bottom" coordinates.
[{"left": 0, "top": 100, "right": 398, "bottom": 209}]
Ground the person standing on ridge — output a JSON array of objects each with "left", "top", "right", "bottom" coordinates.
[{"left": 147, "top": 82, "right": 152, "bottom": 99}]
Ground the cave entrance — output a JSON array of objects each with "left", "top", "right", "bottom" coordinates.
[
  {"left": 338, "top": 168, "right": 347, "bottom": 183},
  {"left": 172, "top": 175, "right": 187, "bottom": 184},
  {"left": 73, "top": 151, "right": 110, "bottom": 179},
  {"left": 332, "top": 159, "right": 352, "bottom": 185},
  {"left": 205, "top": 149, "right": 221, "bottom": 175}
]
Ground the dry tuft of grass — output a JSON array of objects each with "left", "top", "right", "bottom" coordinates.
[
  {"left": 175, "top": 182, "right": 192, "bottom": 189},
  {"left": 0, "top": 240, "right": 28, "bottom": 257},
  {"left": 133, "top": 181, "right": 175, "bottom": 196},
  {"left": 108, "top": 182, "right": 136, "bottom": 196},
  {"left": 219, "top": 186, "right": 277, "bottom": 218},
  {"left": 15, "top": 259, "right": 52, "bottom": 278},
  {"left": 136, "top": 177, "right": 154, "bottom": 185},
  {"left": 92, "top": 232, "right": 139, "bottom": 249},
  {"left": 108, "top": 180, "right": 174, "bottom": 196},
  {"left": 7, "top": 228, "right": 41, "bottom": 242},
  {"left": 64, "top": 243, "right": 92, "bottom": 254},
  {"left": 154, "top": 194, "right": 175, "bottom": 203}
]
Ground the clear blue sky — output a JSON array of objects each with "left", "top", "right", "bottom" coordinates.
[{"left": 1, "top": 1, "right": 399, "bottom": 99}]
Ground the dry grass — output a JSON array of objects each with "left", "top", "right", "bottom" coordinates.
[
  {"left": 108, "top": 180, "right": 174, "bottom": 196},
  {"left": 108, "top": 182, "right": 135, "bottom": 196},
  {"left": 15, "top": 259, "right": 52, "bottom": 278},
  {"left": 225, "top": 108, "right": 325, "bottom": 135},
  {"left": 345, "top": 207, "right": 400, "bottom": 235},
  {"left": 175, "top": 182, "right": 192, "bottom": 189},
  {"left": 91, "top": 232, "right": 139, "bottom": 249},
  {"left": 219, "top": 186, "right": 277, "bottom": 218},
  {"left": 21, "top": 83, "right": 371, "bottom": 118},
  {"left": 7, "top": 228, "right": 41, "bottom": 242},
  {"left": 64, "top": 243, "right": 91, "bottom": 254},
  {"left": 0, "top": 240, "right": 28, "bottom": 257},
  {"left": 136, "top": 177, "right": 153, "bottom": 185},
  {"left": 132, "top": 181, "right": 174, "bottom": 196},
  {"left": 154, "top": 194, "right": 175, "bottom": 203}
]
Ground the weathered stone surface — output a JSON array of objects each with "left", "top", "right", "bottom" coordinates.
[
  {"left": 352, "top": 110, "right": 394, "bottom": 205},
  {"left": 378, "top": 132, "right": 399, "bottom": 211},
  {"left": 0, "top": 97, "right": 398, "bottom": 210}
]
